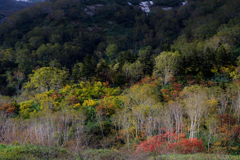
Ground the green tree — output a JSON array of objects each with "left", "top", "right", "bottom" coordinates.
[
  {"left": 25, "top": 67, "right": 69, "bottom": 92},
  {"left": 129, "top": 60, "right": 144, "bottom": 81},
  {"left": 106, "top": 44, "right": 118, "bottom": 62},
  {"left": 72, "top": 62, "right": 84, "bottom": 83},
  {"left": 138, "top": 46, "right": 153, "bottom": 76},
  {"left": 50, "top": 34, "right": 62, "bottom": 44},
  {"left": 215, "top": 44, "right": 233, "bottom": 66},
  {"left": 3, "top": 48, "right": 16, "bottom": 62},
  {"left": 82, "top": 55, "right": 96, "bottom": 80},
  {"left": 122, "top": 60, "right": 144, "bottom": 85},
  {"left": 96, "top": 59, "right": 109, "bottom": 82}
]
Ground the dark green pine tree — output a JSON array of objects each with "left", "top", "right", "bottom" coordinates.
[{"left": 82, "top": 55, "right": 96, "bottom": 80}]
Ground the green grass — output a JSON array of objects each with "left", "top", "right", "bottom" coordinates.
[
  {"left": 82, "top": 149, "right": 125, "bottom": 160},
  {"left": 1, "top": 144, "right": 240, "bottom": 160},
  {"left": 0, "top": 144, "right": 75, "bottom": 160},
  {"left": 155, "top": 154, "right": 240, "bottom": 160}
]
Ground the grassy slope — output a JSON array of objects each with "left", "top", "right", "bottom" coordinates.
[
  {"left": 0, "top": 144, "right": 75, "bottom": 160},
  {"left": 158, "top": 154, "right": 240, "bottom": 160},
  {"left": 1, "top": 144, "right": 240, "bottom": 160}
]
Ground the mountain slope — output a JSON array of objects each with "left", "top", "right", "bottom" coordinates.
[
  {"left": 0, "top": 0, "right": 240, "bottom": 95},
  {"left": 1, "top": 0, "right": 240, "bottom": 156},
  {"left": 0, "top": 0, "right": 32, "bottom": 15}
]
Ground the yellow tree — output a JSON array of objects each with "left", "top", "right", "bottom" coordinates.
[
  {"left": 182, "top": 85, "right": 214, "bottom": 139},
  {"left": 168, "top": 101, "right": 184, "bottom": 135},
  {"left": 114, "top": 83, "right": 159, "bottom": 146},
  {"left": 25, "top": 67, "right": 68, "bottom": 92},
  {"left": 122, "top": 60, "right": 144, "bottom": 85}
]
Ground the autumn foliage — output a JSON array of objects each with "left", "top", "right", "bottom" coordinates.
[
  {"left": 136, "top": 131, "right": 205, "bottom": 154},
  {"left": 210, "top": 114, "right": 240, "bottom": 154},
  {"left": 1, "top": 102, "right": 18, "bottom": 116}
]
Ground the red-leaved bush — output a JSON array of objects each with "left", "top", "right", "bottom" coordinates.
[
  {"left": 136, "top": 131, "right": 204, "bottom": 154},
  {"left": 1, "top": 103, "right": 18, "bottom": 116}
]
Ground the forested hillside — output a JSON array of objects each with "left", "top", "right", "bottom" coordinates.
[
  {"left": 1, "top": 0, "right": 240, "bottom": 159},
  {"left": 0, "top": 0, "right": 32, "bottom": 15}
]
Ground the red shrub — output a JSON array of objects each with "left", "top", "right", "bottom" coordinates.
[
  {"left": 1, "top": 103, "right": 18, "bottom": 116},
  {"left": 136, "top": 131, "right": 204, "bottom": 154},
  {"left": 70, "top": 95, "right": 80, "bottom": 104},
  {"left": 218, "top": 114, "right": 237, "bottom": 126}
]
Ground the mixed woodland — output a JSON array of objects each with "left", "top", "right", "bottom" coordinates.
[{"left": 1, "top": 0, "right": 240, "bottom": 159}]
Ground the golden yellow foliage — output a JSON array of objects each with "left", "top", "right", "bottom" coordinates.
[{"left": 82, "top": 99, "right": 98, "bottom": 106}]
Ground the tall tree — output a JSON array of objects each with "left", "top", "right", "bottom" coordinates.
[
  {"left": 25, "top": 67, "right": 68, "bottom": 92},
  {"left": 182, "top": 85, "right": 212, "bottom": 139},
  {"left": 82, "top": 55, "right": 96, "bottom": 80},
  {"left": 154, "top": 51, "right": 182, "bottom": 85}
]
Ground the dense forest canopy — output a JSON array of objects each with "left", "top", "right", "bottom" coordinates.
[
  {"left": 1, "top": 0, "right": 240, "bottom": 159},
  {"left": 1, "top": 0, "right": 239, "bottom": 95},
  {"left": 0, "top": 0, "right": 32, "bottom": 15}
]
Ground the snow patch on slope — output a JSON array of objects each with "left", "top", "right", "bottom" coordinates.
[
  {"left": 162, "top": 7, "right": 172, "bottom": 10},
  {"left": 139, "top": 1, "right": 154, "bottom": 13},
  {"left": 127, "top": 2, "right": 132, "bottom": 6},
  {"left": 181, "top": 1, "right": 187, "bottom": 6},
  {"left": 84, "top": 4, "right": 104, "bottom": 16}
]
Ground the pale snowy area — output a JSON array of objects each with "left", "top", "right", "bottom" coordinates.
[
  {"left": 181, "top": 1, "right": 188, "bottom": 6},
  {"left": 162, "top": 7, "right": 172, "bottom": 11},
  {"left": 84, "top": 4, "right": 104, "bottom": 16},
  {"left": 139, "top": 1, "right": 154, "bottom": 13},
  {"left": 16, "top": 0, "right": 45, "bottom": 2},
  {"left": 127, "top": 2, "right": 132, "bottom": 6}
]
